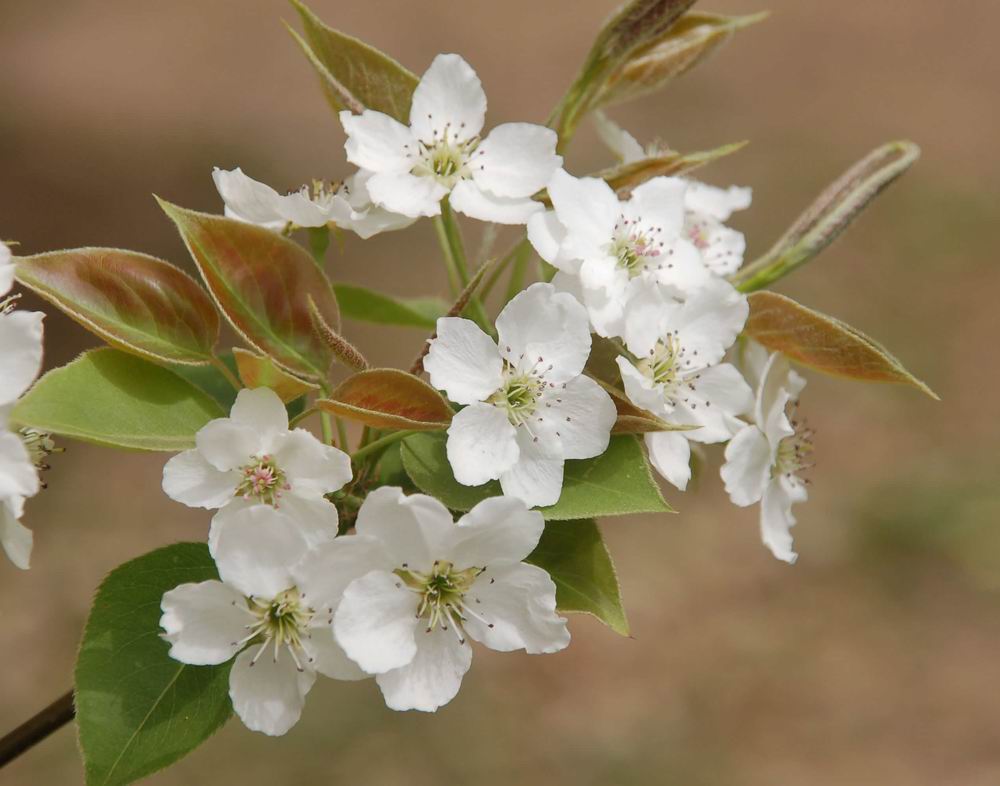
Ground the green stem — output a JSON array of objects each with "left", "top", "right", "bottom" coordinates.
[
  {"left": 211, "top": 356, "right": 241, "bottom": 391},
  {"left": 336, "top": 418, "right": 349, "bottom": 452},
  {"left": 434, "top": 198, "right": 492, "bottom": 331},
  {"left": 433, "top": 215, "right": 463, "bottom": 296},
  {"left": 320, "top": 411, "right": 334, "bottom": 446},
  {"left": 350, "top": 430, "right": 415, "bottom": 465}
]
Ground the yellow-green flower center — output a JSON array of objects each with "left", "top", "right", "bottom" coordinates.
[
  {"left": 395, "top": 560, "right": 487, "bottom": 642},
  {"left": 240, "top": 587, "right": 315, "bottom": 671}
]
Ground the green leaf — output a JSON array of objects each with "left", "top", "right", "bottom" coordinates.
[
  {"left": 288, "top": 0, "right": 418, "bottom": 123},
  {"left": 11, "top": 348, "right": 225, "bottom": 451},
  {"left": 158, "top": 200, "right": 341, "bottom": 380},
  {"left": 14, "top": 248, "right": 219, "bottom": 365},
  {"left": 334, "top": 283, "right": 446, "bottom": 330},
  {"left": 744, "top": 292, "right": 937, "bottom": 398},
  {"left": 170, "top": 352, "right": 239, "bottom": 411},
  {"left": 319, "top": 368, "right": 453, "bottom": 431},
  {"left": 401, "top": 432, "right": 672, "bottom": 519},
  {"left": 76, "top": 543, "right": 232, "bottom": 786},
  {"left": 526, "top": 519, "right": 629, "bottom": 636}
]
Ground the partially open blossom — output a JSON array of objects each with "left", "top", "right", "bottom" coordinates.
[
  {"left": 683, "top": 182, "right": 752, "bottom": 276},
  {"left": 720, "top": 345, "right": 812, "bottom": 563},
  {"left": 339, "top": 54, "right": 561, "bottom": 224},
  {"left": 161, "top": 505, "right": 367, "bottom": 735},
  {"left": 162, "top": 387, "right": 352, "bottom": 548},
  {"left": 317, "top": 488, "right": 568, "bottom": 712},
  {"left": 424, "top": 283, "right": 616, "bottom": 507}
]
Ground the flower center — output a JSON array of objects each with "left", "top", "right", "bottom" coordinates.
[
  {"left": 235, "top": 454, "right": 290, "bottom": 506},
  {"left": 19, "top": 428, "right": 58, "bottom": 478},
  {"left": 608, "top": 216, "right": 666, "bottom": 277},
  {"left": 409, "top": 124, "right": 481, "bottom": 187},
  {"left": 395, "top": 560, "right": 492, "bottom": 644},
  {"left": 308, "top": 178, "right": 343, "bottom": 209},
  {"left": 774, "top": 408, "right": 815, "bottom": 477},
  {"left": 685, "top": 217, "right": 712, "bottom": 250},
  {"left": 236, "top": 587, "right": 315, "bottom": 671},
  {"left": 488, "top": 360, "right": 548, "bottom": 426}
]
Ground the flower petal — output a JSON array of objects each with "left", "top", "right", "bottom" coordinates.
[
  {"left": 160, "top": 580, "right": 247, "bottom": 665},
  {"left": 366, "top": 171, "right": 448, "bottom": 218},
  {"left": 354, "top": 487, "right": 456, "bottom": 572},
  {"left": 675, "top": 362, "right": 754, "bottom": 443},
  {"left": 627, "top": 176, "right": 687, "bottom": 235},
  {"left": 499, "top": 424, "right": 565, "bottom": 508},
  {"left": 229, "top": 387, "right": 289, "bottom": 440},
  {"left": 463, "top": 562, "right": 569, "bottom": 654},
  {"left": 0, "top": 242, "right": 12, "bottom": 296},
  {"left": 409, "top": 53, "right": 486, "bottom": 144},
  {"left": 334, "top": 569, "right": 419, "bottom": 674},
  {"left": 375, "top": 626, "right": 472, "bottom": 712},
  {"left": 212, "top": 505, "right": 308, "bottom": 598},
  {"left": 547, "top": 169, "right": 619, "bottom": 261},
  {"left": 270, "top": 429, "right": 352, "bottom": 498},
  {"left": 340, "top": 109, "right": 414, "bottom": 173},
  {"left": 445, "top": 403, "right": 519, "bottom": 487},
  {"left": 1, "top": 501, "right": 32, "bottom": 570},
  {"left": 670, "top": 278, "right": 749, "bottom": 366},
  {"left": 293, "top": 534, "right": 388, "bottom": 617},
  {"left": 720, "top": 424, "right": 771, "bottom": 507},
  {"left": 449, "top": 180, "right": 542, "bottom": 225},
  {"left": 473, "top": 122, "right": 561, "bottom": 198},
  {"left": 685, "top": 181, "right": 752, "bottom": 222},
  {"left": 450, "top": 496, "right": 544, "bottom": 568},
  {"left": 194, "top": 419, "right": 260, "bottom": 472},
  {"left": 161, "top": 449, "right": 238, "bottom": 509},
  {"left": 302, "top": 626, "right": 369, "bottom": 681},
  {"left": 617, "top": 357, "right": 669, "bottom": 417},
  {"left": 760, "top": 474, "right": 806, "bottom": 564},
  {"left": 543, "top": 375, "right": 616, "bottom": 460},
  {"left": 211, "top": 167, "right": 288, "bottom": 229},
  {"left": 273, "top": 495, "right": 340, "bottom": 550},
  {"left": 424, "top": 317, "right": 503, "bottom": 405},
  {"left": 527, "top": 209, "right": 575, "bottom": 270},
  {"left": 0, "top": 431, "right": 39, "bottom": 500},
  {"left": 0, "top": 310, "right": 44, "bottom": 407},
  {"left": 229, "top": 646, "right": 315, "bottom": 736},
  {"left": 644, "top": 430, "right": 692, "bottom": 491}
]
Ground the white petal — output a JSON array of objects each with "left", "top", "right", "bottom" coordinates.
[
  {"left": 644, "top": 431, "right": 692, "bottom": 491},
  {"left": 270, "top": 429, "right": 352, "bottom": 498},
  {"left": 229, "top": 646, "right": 315, "bottom": 736},
  {"left": 0, "top": 242, "right": 12, "bottom": 296},
  {"left": 527, "top": 209, "right": 573, "bottom": 269},
  {"left": 449, "top": 180, "right": 542, "bottom": 225},
  {"left": 334, "top": 570, "right": 419, "bottom": 674},
  {"left": 376, "top": 626, "right": 472, "bottom": 712},
  {"left": 463, "top": 562, "right": 569, "bottom": 654},
  {"left": 341, "top": 174, "right": 417, "bottom": 238},
  {"left": 302, "top": 626, "right": 369, "bottom": 681},
  {"left": 160, "top": 580, "right": 247, "bottom": 665},
  {"left": 542, "top": 375, "right": 615, "bottom": 460},
  {"left": 621, "top": 282, "right": 670, "bottom": 358},
  {"left": 450, "top": 496, "right": 544, "bottom": 568},
  {"left": 677, "top": 363, "right": 754, "bottom": 443},
  {"left": 230, "top": 387, "right": 289, "bottom": 439},
  {"left": 0, "top": 431, "right": 39, "bottom": 499},
  {"left": 274, "top": 495, "right": 340, "bottom": 550},
  {"left": 212, "top": 505, "right": 308, "bottom": 598},
  {"left": 446, "top": 403, "right": 518, "bottom": 487},
  {"left": 0, "top": 310, "right": 44, "bottom": 407},
  {"left": 340, "top": 109, "right": 414, "bottom": 173},
  {"left": 616, "top": 357, "right": 667, "bottom": 417},
  {"left": 760, "top": 475, "right": 806, "bottom": 564},
  {"left": 194, "top": 420, "right": 260, "bottom": 472},
  {"left": 161, "top": 449, "right": 238, "bottom": 509},
  {"left": 495, "top": 283, "right": 592, "bottom": 382},
  {"left": 547, "top": 169, "right": 619, "bottom": 261},
  {"left": 211, "top": 167, "right": 287, "bottom": 228},
  {"left": 293, "top": 534, "right": 388, "bottom": 616},
  {"left": 593, "top": 111, "right": 646, "bottom": 164},
  {"left": 354, "top": 486, "right": 456, "bottom": 572},
  {"left": 472, "top": 122, "right": 561, "bottom": 198},
  {"left": 720, "top": 425, "right": 771, "bottom": 506},
  {"left": 274, "top": 188, "right": 342, "bottom": 228},
  {"left": 627, "top": 176, "right": 687, "bottom": 235},
  {"left": 499, "top": 425, "right": 564, "bottom": 508},
  {"left": 685, "top": 182, "right": 751, "bottom": 221},
  {"left": 424, "top": 317, "right": 502, "bottom": 405},
  {"left": 578, "top": 257, "right": 629, "bottom": 338},
  {"left": 649, "top": 238, "right": 712, "bottom": 295},
  {"left": 366, "top": 171, "right": 448, "bottom": 218},
  {"left": 409, "top": 53, "right": 486, "bottom": 144},
  {"left": 1, "top": 501, "right": 32, "bottom": 570},
  {"left": 693, "top": 218, "right": 746, "bottom": 276},
  {"left": 674, "top": 278, "right": 748, "bottom": 365}
]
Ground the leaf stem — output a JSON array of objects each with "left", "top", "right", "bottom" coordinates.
[
  {"left": 320, "top": 410, "right": 334, "bottom": 445},
  {"left": 210, "top": 356, "right": 241, "bottom": 391},
  {"left": 350, "top": 429, "right": 415, "bottom": 465},
  {"left": 434, "top": 198, "right": 492, "bottom": 332},
  {"left": 336, "top": 417, "right": 349, "bottom": 452},
  {"left": 0, "top": 690, "right": 74, "bottom": 769}
]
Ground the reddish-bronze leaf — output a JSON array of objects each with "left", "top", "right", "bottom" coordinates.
[
  {"left": 745, "top": 292, "right": 937, "bottom": 398},
  {"left": 307, "top": 296, "right": 369, "bottom": 371},
  {"left": 158, "top": 200, "right": 341, "bottom": 380},
  {"left": 14, "top": 248, "right": 219, "bottom": 365},
  {"left": 232, "top": 349, "right": 319, "bottom": 403},
  {"left": 594, "top": 141, "right": 746, "bottom": 195},
  {"left": 318, "top": 369, "right": 454, "bottom": 431}
]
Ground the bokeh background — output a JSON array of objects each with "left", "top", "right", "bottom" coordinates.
[{"left": 2, "top": 1, "right": 998, "bottom": 783}]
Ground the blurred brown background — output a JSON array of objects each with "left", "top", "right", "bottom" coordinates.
[{"left": 2, "top": 1, "right": 998, "bottom": 783}]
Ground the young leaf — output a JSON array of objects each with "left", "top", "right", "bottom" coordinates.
[
  {"left": 233, "top": 348, "right": 320, "bottom": 402},
  {"left": 76, "top": 543, "right": 232, "bottom": 786},
  {"left": 733, "top": 141, "right": 921, "bottom": 292},
  {"left": 593, "top": 11, "right": 768, "bottom": 109},
  {"left": 526, "top": 519, "right": 629, "bottom": 636},
  {"left": 158, "top": 200, "right": 341, "bottom": 380},
  {"left": 307, "top": 295, "right": 370, "bottom": 371},
  {"left": 288, "top": 0, "right": 418, "bottom": 122},
  {"left": 334, "top": 283, "right": 446, "bottom": 330},
  {"left": 318, "top": 368, "right": 454, "bottom": 430},
  {"left": 14, "top": 248, "right": 219, "bottom": 365},
  {"left": 11, "top": 348, "right": 225, "bottom": 451},
  {"left": 594, "top": 378, "right": 695, "bottom": 434},
  {"left": 744, "top": 292, "right": 937, "bottom": 398},
  {"left": 401, "top": 432, "right": 672, "bottom": 519},
  {"left": 594, "top": 140, "right": 747, "bottom": 194}
]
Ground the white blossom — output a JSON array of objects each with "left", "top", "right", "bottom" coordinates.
[
  {"left": 527, "top": 169, "right": 708, "bottom": 338},
  {"left": 319, "top": 487, "right": 568, "bottom": 712},
  {"left": 424, "top": 283, "right": 616, "bottom": 507},
  {"left": 720, "top": 345, "right": 812, "bottom": 563},
  {"left": 160, "top": 505, "right": 367, "bottom": 735},
  {"left": 339, "top": 54, "right": 561, "bottom": 224},
  {"left": 212, "top": 166, "right": 413, "bottom": 239},
  {"left": 616, "top": 278, "right": 753, "bottom": 491},
  {"left": 162, "top": 387, "right": 352, "bottom": 548}
]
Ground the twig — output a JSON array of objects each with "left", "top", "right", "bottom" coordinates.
[{"left": 0, "top": 690, "right": 75, "bottom": 769}]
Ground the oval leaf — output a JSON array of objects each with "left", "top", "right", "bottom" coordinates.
[
  {"left": 526, "top": 520, "right": 629, "bottom": 636},
  {"left": 158, "top": 199, "right": 340, "bottom": 380},
  {"left": 745, "top": 292, "right": 937, "bottom": 398},
  {"left": 11, "top": 348, "right": 226, "bottom": 450},
  {"left": 593, "top": 141, "right": 747, "bottom": 195},
  {"left": 289, "top": 0, "right": 418, "bottom": 122},
  {"left": 319, "top": 368, "right": 454, "bottom": 430},
  {"left": 233, "top": 348, "right": 319, "bottom": 402},
  {"left": 334, "top": 283, "right": 446, "bottom": 330},
  {"left": 76, "top": 543, "right": 231, "bottom": 786},
  {"left": 401, "top": 432, "right": 672, "bottom": 519},
  {"left": 14, "top": 248, "right": 219, "bottom": 365}
]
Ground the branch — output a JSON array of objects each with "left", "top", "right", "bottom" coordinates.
[{"left": 0, "top": 690, "right": 75, "bottom": 769}]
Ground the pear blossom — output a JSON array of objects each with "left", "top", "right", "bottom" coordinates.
[
  {"left": 424, "top": 283, "right": 616, "bottom": 508},
  {"left": 616, "top": 278, "right": 753, "bottom": 491},
  {"left": 527, "top": 169, "right": 709, "bottom": 338},
  {"left": 339, "top": 53, "right": 561, "bottom": 224},
  {"left": 212, "top": 166, "right": 413, "bottom": 239},
  {"left": 161, "top": 387, "right": 352, "bottom": 548},
  {"left": 160, "top": 505, "right": 367, "bottom": 735},
  {"left": 320, "top": 488, "right": 568, "bottom": 712},
  {"left": 720, "top": 346, "right": 812, "bottom": 563},
  {"left": 1, "top": 246, "right": 46, "bottom": 569}
]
